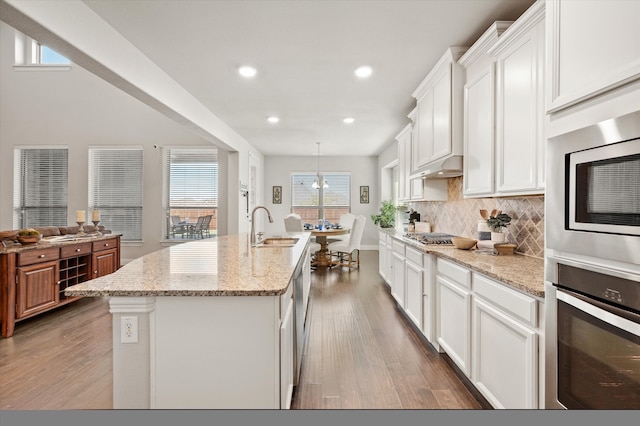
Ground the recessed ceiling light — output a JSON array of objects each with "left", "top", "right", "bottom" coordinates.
[
  {"left": 343, "top": 117, "right": 355, "bottom": 124},
  {"left": 354, "top": 66, "right": 372, "bottom": 78},
  {"left": 238, "top": 65, "right": 257, "bottom": 78},
  {"left": 267, "top": 116, "right": 279, "bottom": 123}
]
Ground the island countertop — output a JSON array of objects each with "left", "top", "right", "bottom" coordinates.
[{"left": 64, "top": 232, "right": 311, "bottom": 297}]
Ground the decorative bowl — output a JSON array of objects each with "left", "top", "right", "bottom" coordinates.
[
  {"left": 451, "top": 237, "right": 478, "bottom": 250},
  {"left": 17, "top": 234, "right": 42, "bottom": 245}
]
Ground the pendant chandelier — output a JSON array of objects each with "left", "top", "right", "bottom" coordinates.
[{"left": 312, "top": 142, "right": 329, "bottom": 189}]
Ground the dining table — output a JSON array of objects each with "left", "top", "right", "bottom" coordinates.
[{"left": 308, "top": 227, "right": 350, "bottom": 267}]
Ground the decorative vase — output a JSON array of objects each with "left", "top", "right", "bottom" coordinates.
[
  {"left": 478, "top": 220, "right": 491, "bottom": 241},
  {"left": 491, "top": 231, "right": 506, "bottom": 243}
]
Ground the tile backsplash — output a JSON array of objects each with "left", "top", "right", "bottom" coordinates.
[{"left": 407, "top": 177, "right": 544, "bottom": 258}]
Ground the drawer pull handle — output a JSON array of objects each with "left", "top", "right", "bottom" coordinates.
[
  {"left": 105, "top": 244, "right": 109, "bottom": 247},
  {"left": 76, "top": 248, "right": 81, "bottom": 252},
  {"left": 94, "top": 271, "right": 98, "bottom": 274},
  {"left": 39, "top": 254, "right": 45, "bottom": 258}
]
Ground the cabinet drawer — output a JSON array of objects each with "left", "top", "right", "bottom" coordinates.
[
  {"left": 60, "top": 242, "right": 92, "bottom": 258},
  {"left": 392, "top": 239, "right": 405, "bottom": 256},
  {"left": 473, "top": 273, "right": 537, "bottom": 327},
  {"left": 437, "top": 258, "right": 471, "bottom": 289},
  {"left": 18, "top": 247, "right": 60, "bottom": 266},
  {"left": 92, "top": 239, "right": 116, "bottom": 252},
  {"left": 405, "top": 246, "right": 423, "bottom": 266}
]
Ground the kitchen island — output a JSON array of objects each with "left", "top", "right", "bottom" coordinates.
[{"left": 65, "top": 232, "right": 311, "bottom": 409}]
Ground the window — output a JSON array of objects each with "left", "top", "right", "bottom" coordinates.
[
  {"left": 89, "top": 147, "right": 143, "bottom": 241},
  {"left": 14, "top": 30, "right": 71, "bottom": 68},
  {"left": 291, "top": 173, "right": 351, "bottom": 224},
  {"left": 13, "top": 147, "right": 68, "bottom": 228},
  {"left": 163, "top": 148, "right": 218, "bottom": 240}
]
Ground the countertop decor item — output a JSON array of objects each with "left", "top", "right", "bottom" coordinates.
[
  {"left": 371, "top": 200, "right": 396, "bottom": 228},
  {"left": 494, "top": 243, "right": 517, "bottom": 255},
  {"left": 451, "top": 237, "right": 478, "bottom": 250},
  {"left": 17, "top": 228, "right": 42, "bottom": 245}
]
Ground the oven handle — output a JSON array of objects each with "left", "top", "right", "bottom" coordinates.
[{"left": 556, "top": 289, "right": 640, "bottom": 336}]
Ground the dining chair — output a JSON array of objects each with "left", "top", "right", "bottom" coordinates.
[
  {"left": 201, "top": 215, "right": 212, "bottom": 238},
  {"left": 284, "top": 213, "right": 304, "bottom": 232},
  {"left": 328, "top": 214, "right": 366, "bottom": 269},
  {"left": 170, "top": 215, "right": 184, "bottom": 238},
  {"left": 326, "top": 212, "right": 356, "bottom": 244},
  {"left": 189, "top": 216, "right": 206, "bottom": 239}
]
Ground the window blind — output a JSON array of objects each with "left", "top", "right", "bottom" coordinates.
[
  {"left": 163, "top": 148, "right": 218, "bottom": 239},
  {"left": 89, "top": 147, "right": 143, "bottom": 241},
  {"left": 291, "top": 172, "right": 350, "bottom": 223},
  {"left": 13, "top": 147, "right": 68, "bottom": 228}
]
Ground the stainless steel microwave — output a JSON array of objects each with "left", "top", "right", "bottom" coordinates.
[
  {"left": 547, "top": 110, "right": 640, "bottom": 269},
  {"left": 568, "top": 138, "right": 640, "bottom": 236}
]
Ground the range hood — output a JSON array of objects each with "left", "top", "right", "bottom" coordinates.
[{"left": 408, "top": 155, "right": 463, "bottom": 180}]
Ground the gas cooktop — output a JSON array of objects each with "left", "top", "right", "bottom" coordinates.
[{"left": 403, "top": 232, "right": 456, "bottom": 245}]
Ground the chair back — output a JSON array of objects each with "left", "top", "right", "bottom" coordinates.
[
  {"left": 284, "top": 214, "right": 304, "bottom": 232},
  {"left": 171, "top": 215, "right": 181, "bottom": 225},
  {"left": 202, "top": 215, "right": 212, "bottom": 228},
  {"left": 346, "top": 215, "right": 366, "bottom": 251},
  {"left": 194, "top": 216, "right": 206, "bottom": 230},
  {"left": 339, "top": 213, "right": 356, "bottom": 229}
]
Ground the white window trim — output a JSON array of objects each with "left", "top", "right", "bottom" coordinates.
[{"left": 13, "top": 30, "right": 71, "bottom": 71}]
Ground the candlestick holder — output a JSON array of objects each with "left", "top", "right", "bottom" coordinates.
[
  {"left": 92, "top": 220, "right": 102, "bottom": 236},
  {"left": 76, "top": 221, "right": 86, "bottom": 236}
]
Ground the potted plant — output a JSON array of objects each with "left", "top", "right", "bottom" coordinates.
[
  {"left": 371, "top": 200, "right": 396, "bottom": 228},
  {"left": 486, "top": 213, "right": 511, "bottom": 243}
]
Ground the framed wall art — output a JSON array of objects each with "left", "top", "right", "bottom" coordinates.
[
  {"left": 360, "top": 186, "right": 369, "bottom": 204},
  {"left": 272, "top": 186, "right": 282, "bottom": 204}
]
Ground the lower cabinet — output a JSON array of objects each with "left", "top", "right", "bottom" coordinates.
[
  {"left": 16, "top": 260, "right": 59, "bottom": 319},
  {"left": 391, "top": 241, "right": 405, "bottom": 308},
  {"left": 92, "top": 248, "right": 118, "bottom": 278},
  {"left": 280, "top": 295, "right": 294, "bottom": 409},
  {"left": 436, "top": 259, "right": 472, "bottom": 377},
  {"left": 404, "top": 246, "right": 423, "bottom": 328}
]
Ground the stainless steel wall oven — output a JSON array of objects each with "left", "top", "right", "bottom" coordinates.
[{"left": 546, "top": 110, "right": 640, "bottom": 409}]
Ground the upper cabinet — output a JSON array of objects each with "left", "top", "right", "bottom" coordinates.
[
  {"left": 489, "top": 1, "right": 546, "bottom": 196},
  {"left": 546, "top": 0, "right": 640, "bottom": 114},
  {"left": 395, "top": 122, "right": 412, "bottom": 202},
  {"left": 411, "top": 47, "right": 467, "bottom": 178},
  {"left": 459, "top": 22, "right": 513, "bottom": 198}
]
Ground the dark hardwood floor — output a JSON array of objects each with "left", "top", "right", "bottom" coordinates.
[{"left": 0, "top": 250, "right": 487, "bottom": 410}]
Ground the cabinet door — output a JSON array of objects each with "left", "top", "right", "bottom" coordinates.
[
  {"left": 280, "top": 297, "right": 294, "bottom": 409},
  {"left": 546, "top": 0, "right": 640, "bottom": 113},
  {"left": 431, "top": 67, "right": 453, "bottom": 161},
  {"left": 392, "top": 252, "right": 405, "bottom": 308},
  {"left": 405, "top": 260, "right": 422, "bottom": 328},
  {"left": 463, "top": 69, "right": 495, "bottom": 196},
  {"left": 378, "top": 239, "right": 387, "bottom": 282},
  {"left": 16, "top": 260, "right": 59, "bottom": 319},
  {"left": 472, "top": 298, "right": 538, "bottom": 408},
  {"left": 92, "top": 248, "right": 118, "bottom": 278},
  {"left": 437, "top": 275, "right": 471, "bottom": 377},
  {"left": 494, "top": 19, "right": 544, "bottom": 195},
  {"left": 414, "top": 89, "right": 434, "bottom": 170}
]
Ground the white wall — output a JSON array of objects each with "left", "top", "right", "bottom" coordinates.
[
  {"left": 263, "top": 156, "right": 380, "bottom": 248},
  {"left": 0, "top": 21, "right": 261, "bottom": 261}
]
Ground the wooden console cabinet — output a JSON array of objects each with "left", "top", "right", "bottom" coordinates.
[{"left": 0, "top": 235, "right": 120, "bottom": 338}]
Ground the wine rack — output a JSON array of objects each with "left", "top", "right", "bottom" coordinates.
[{"left": 58, "top": 255, "right": 90, "bottom": 300}]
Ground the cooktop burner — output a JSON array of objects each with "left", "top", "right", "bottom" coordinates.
[{"left": 403, "top": 232, "right": 456, "bottom": 245}]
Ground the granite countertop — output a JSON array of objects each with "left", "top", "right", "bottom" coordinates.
[
  {"left": 0, "top": 233, "right": 121, "bottom": 254},
  {"left": 64, "top": 232, "right": 311, "bottom": 298},
  {"left": 392, "top": 234, "right": 545, "bottom": 299}
]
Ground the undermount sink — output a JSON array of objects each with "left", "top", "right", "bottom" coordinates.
[{"left": 256, "top": 237, "right": 299, "bottom": 247}]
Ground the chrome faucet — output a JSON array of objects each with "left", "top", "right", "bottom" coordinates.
[{"left": 250, "top": 206, "right": 274, "bottom": 245}]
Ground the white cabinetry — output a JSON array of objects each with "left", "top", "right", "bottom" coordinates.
[
  {"left": 421, "top": 253, "right": 437, "bottom": 343},
  {"left": 436, "top": 258, "right": 472, "bottom": 377},
  {"left": 404, "top": 245, "right": 423, "bottom": 328},
  {"left": 391, "top": 239, "right": 405, "bottom": 308},
  {"left": 459, "top": 22, "right": 512, "bottom": 198},
  {"left": 280, "top": 294, "right": 294, "bottom": 409},
  {"left": 411, "top": 47, "right": 466, "bottom": 175},
  {"left": 395, "top": 123, "right": 412, "bottom": 201},
  {"left": 490, "top": 1, "right": 546, "bottom": 195},
  {"left": 546, "top": 0, "right": 640, "bottom": 113},
  {"left": 378, "top": 232, "right": 388, "bottom": 283},
  {"left": 472, "top": 273, "right": 540, "bottom": 409}
]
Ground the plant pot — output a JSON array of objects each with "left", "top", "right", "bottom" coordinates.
[{"left": 491, "top": 232, "right": 505, "bottom": 243}]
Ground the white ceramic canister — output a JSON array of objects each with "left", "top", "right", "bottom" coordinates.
[{"left": 477, "top": 220, "right": 491, "bottom": 241}]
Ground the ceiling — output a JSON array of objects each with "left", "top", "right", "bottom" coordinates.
[{"left": 83, "top": 0, "right": 536, "bottom": 157}]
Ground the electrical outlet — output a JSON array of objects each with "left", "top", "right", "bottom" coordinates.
[{"left": 121, "top": 316, "right": 138, "bottom": 343}]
